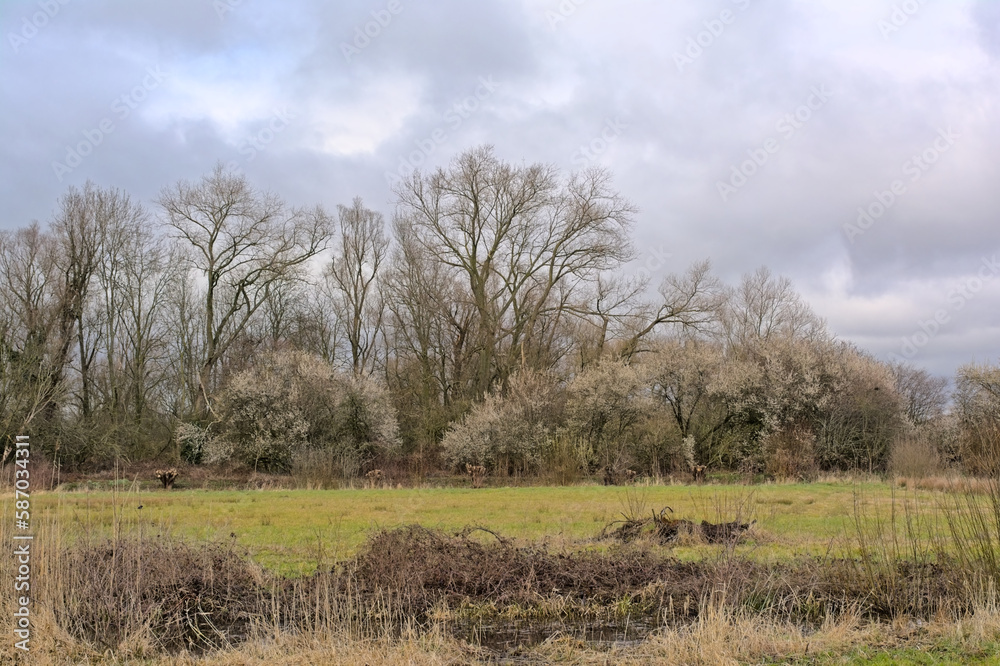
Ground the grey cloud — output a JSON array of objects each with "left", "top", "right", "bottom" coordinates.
[{"left": 1, "top": 0, "right": 998, "bottom": 378}]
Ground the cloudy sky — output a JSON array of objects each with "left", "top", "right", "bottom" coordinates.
[{"left": 1, "top": 0, "right": 997, "bottom": 379}]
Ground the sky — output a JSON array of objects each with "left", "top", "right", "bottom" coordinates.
[{"left": 1, "top": 0, "right": 997, "bottom": 379}]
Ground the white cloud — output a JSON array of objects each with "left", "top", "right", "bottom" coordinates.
[{"left": 304, "top": 75, "right": 424, "bottom": 156}]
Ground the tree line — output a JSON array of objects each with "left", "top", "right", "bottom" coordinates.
[{"left": 1, "top": 145, "right": 996, "bottom": 480}]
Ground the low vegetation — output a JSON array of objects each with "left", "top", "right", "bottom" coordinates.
[{"left": 6, "top": 476, "right": 1000, "bottom": 664}]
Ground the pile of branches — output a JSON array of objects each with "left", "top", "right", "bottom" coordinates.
[
  {"left": 349, "top": 525, "right": 709, "bottom": 615},
  {"left": 600, "top": 507, "right": 755, "bottom": 545}
]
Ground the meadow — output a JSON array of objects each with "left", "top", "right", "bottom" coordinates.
[
  {"left": 32, "top": 479, "right": 886, "bottom": 573},
  {"left": 7, "top": 477, "right": 1000, "bottom": 664}
]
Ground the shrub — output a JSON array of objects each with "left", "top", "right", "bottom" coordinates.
[
  {"left": 889, "top": 434, "right": 941, "bottom": 478},
  {"left": 211, "top": 360, "right": 310, "bottom": 471},
  {"left": 177, "top": 420, "right": 221, "bottom": 465},
  {"left": 642, "top": 339, "right": 731, "bottom": 470},
  {"left": 813, "top": 345, "right": 903, "bottom": 473},
  {"left": 290, "top": 448, "right": 342, "bottom": 489},
  {"left": 954, "top": 361, "right": 1000, "bottom": 474},
  {"left": 324, "top": 374, "right": 400, "bottom": 477},
  {"left": 763, "top": 424, "right": 817, "bottom": 480},
  {"left": 441, "top": 371, "right": 561, "bottom": 476},
  {"left": 212, "top": 352, "right": 399, "bottom": 474},
  {"left": 539, "top": 432, "right": 590, "bottom": 485},
  {"left": 565, "top": 358, "right": 650, "bottom": 471}
]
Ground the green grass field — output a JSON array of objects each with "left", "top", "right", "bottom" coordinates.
[{"left": 24, "top": 479, "right": 945, "bottom": 575}]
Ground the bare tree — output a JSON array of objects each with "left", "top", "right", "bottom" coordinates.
[
  {"left": 383, "top": 199, "right": 459, "bottom": 413},
  {"left": 95, "top": 199, "right": 175, "bottom": 426},
  {"left": 158, "top": 165, "right": 333, "bottom": 418},
  {"left": 889, "top": 361, "right": 949, "bottom": 426},
  {"left": 51, "top": 183, "right": 109, "bottom": 418},
  {"left": 618, "top": 260, "right": 724, "bottom": 360},
  {"left": 0, "top": 225, "right": 65, "bottom": 452},
  {"left": 163, "top": 269, "right": 205, "bottom": 418},
  {"left": 296, "top": 275, "right": 343, "bottom": 365},
  {"left": 0, "top": 224, "right": 60, "bottom": 362},
  {"left": 328, "top": 197, "right": 389, "bottom": 376},
  {"left": 395, "top": 145, "right": 635, "bottom": 398},
  {"left": 721, "top": 266, "right": 826, "bottom": 352}
]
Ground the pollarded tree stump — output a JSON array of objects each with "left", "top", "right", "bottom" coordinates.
[
  {"left": 603, "top": 466, "right": 637, "bottom": 485},
  {"left": 365, "top": 469, "right": 384, "bottom": 489},
  {"left": 603, "top": 465, "right": 618, "bottom": 486},
  {"left": 155, "top": 468, "right": 178, "bottom": 490},
  {"left": 466, "top": 464, "right": 486, "bottom": 488}
]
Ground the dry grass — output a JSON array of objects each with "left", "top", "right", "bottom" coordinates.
[
  {"left": 889, "top": 435, "right": 943, "bottom": 479},
  {"left": 896, "top": 473, "right": 994, "bottom": 494},
  {"left": 14, "top": 598, "right": 1000, "bottom": 665},
  {"left": 2, "top": 610, "right": 474, "bottom": 665}
]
